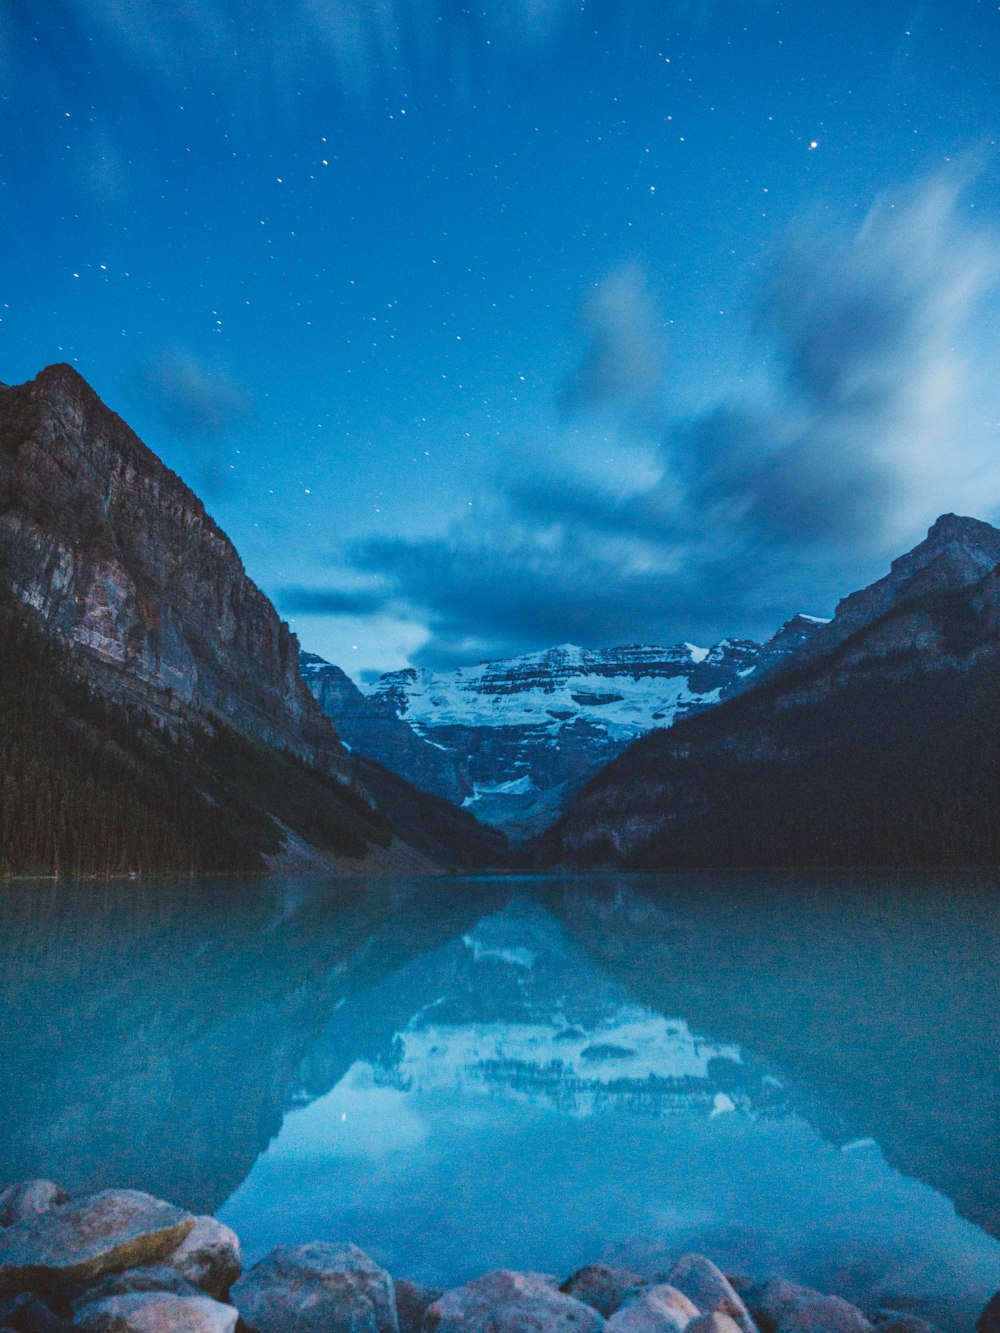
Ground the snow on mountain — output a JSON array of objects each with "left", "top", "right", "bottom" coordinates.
[{"left": 302, "top": 618, "right": 826, "bottom": 839}]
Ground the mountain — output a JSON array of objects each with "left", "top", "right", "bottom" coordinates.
[
  {"left": 540, "top": 514, "right": 1000, "bottom": 869},
  {"left": 304, "top": 624, "right": 825, "bottom": 839},
  {"left": 0, "top": 365, "right": 501, "bottom": 876}
]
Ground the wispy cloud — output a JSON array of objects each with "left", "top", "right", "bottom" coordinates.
[
  {"left": 136, "top": 348, "right": 254, "bottom": 440},
  {"left": 561, "top": 262, "right": 667, "bottom": 413}
]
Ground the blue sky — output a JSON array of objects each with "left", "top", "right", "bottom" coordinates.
[{"left": 2, "top": 0, "right": 999, "bottom": 676}]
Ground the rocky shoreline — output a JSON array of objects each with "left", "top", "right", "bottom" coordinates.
[{"left": 0, "top": 1181, "right": 997, "bottom": 1333}]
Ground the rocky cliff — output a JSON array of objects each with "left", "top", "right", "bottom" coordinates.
[
  {"left": 0, "top": 364, "right": 343, "bottom": 772},
  {"left": 0, "top": 365, "right": 503, "bottom": 876},
  {"left": 541, "top": 514, "right": 1000, "bottom": 868}
]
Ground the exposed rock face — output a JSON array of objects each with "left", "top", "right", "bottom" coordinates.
[
  {"left": 766, "top": 514, "right": 1000, "bottom": 679},
  {"left": 422, "top": 1269, "right": 605, "bottom": 1332},
  {"left": 544, "top": 514, "right": 1000, "bottom": 869},
  {"left": 231, "top": 1242, "right": 397, "bottom": 1333},
  {"left": 0, "top": 1191, "right": 195, "bottom": 1295},
  {"left": 0, "top": 365, "right": 345, "bottom": 774},
  {"left": 305, "top": 627, "right": 822, "bottom": 839},
  {"left": 302, "top": 655, "right": 468, "bottom": 803}
]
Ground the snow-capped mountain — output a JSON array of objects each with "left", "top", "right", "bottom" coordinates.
[{"left": 303, "top": 617, "right": 827, "bottom": 839}]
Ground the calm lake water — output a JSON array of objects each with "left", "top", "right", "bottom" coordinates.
[{"left": 1, "top": 871, "right": 998, "bottom": 1328}]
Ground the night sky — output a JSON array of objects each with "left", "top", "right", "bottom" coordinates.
[{"left": 3, "top": 1, "right": 1000, "bottom": 677}]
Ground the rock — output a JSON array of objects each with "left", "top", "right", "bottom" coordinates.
[
  {"left": 69, "top": 1265, "right": 202, "bottom": 1312},
  {"left": 978, "top": 1292, "right": 1000, "bottom": 1333},
  {"left": 163, "top": 1217, "right": 241, "bottom": 1300},
  {"left": 0, "top": 1191, "right": 196, "bottom": 1296},
  {"left": 687, "top": 1317, "right": 744, "bottom": 1333},
  {"left": 422, "top": 1269, "right": 604, "bottom": 1332},
  {"left": 0, "top": 1292, "right": 72, "bottom": 1333},
  {"left": 394, "top": 1279, "right": 442, "bottom": 1333},
  {"left": 667, "top": 1256, "right": 757, "bottom": 1333},
  {"left": 0, "top": 1186, "right": 69, "bottom": 1230},
  {"left": 231, "top": 1242, "right": 397, "bottom": 1333},
  {"left": 606, "top": 1284, "right": 699, "bottom": 1333},
  {"left": 750, "top": 1280, "right": 873, "bottom": 1333},
  {"left": 560, "top": 1265, "right": 650, "bottom": 1318},
  {"left": 870, "top": 1319, "right": 937, "bottom": 1333},
  {"left": 73, "top": 1292, "right": 237, "bottom": 1333}
]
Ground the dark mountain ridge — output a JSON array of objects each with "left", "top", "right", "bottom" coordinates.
[
  {"left": 540, "top": 513, "right": 1000, "bottom": 869},
  {"left": 0, "top": 365, "right": 502, "bottom": 876}
]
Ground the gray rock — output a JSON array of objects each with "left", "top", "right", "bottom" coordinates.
[
  {"left": 0, "top": 1187, "right": 69, "bottom": 1230},
  {"left": 394, "top": 1279, "right": 441, "bottom": 1333},
  {"left": 870, "top": 1319, "right": 937, "bottom": 1333},
  {"left": 422, "top": 1269, "right": 604, "bottom": 1332},
  {"left": 231, "top": 1242, "right": 397, "bottom": 1333},
  {"left": 70, "top": 1265, "right": 202, "bottom": 1313},
  {"left": 163, "top": 1218, "right": 241, "bottom": 1300},
  {"left": 73, "top": 1291, "right": 237, "bottom": 1333},
  {"left": 607, "top": 1284, "right": 699, "bottom": 1333},
  {"left": 560, "top": 1265, "right": 650, "bottom": 1318},
  {"left": 978, "top": 1292, "right": 1000, "bottom": 1333},
  {"left": 667, "top": 1256, "right": 757, "bottom": 1333},
  {"left": 0, "top": 1191, "right": 196, "bottom": 1296},
  {"left": 750, "top": 1280, "right": 873, "bottom": 1333},
  {"left": 0, "top": 1292, "right": 72, "bottom": 1333},
  {"left": 687, "top": 1317, "right": 744, "bottom": 1333}
]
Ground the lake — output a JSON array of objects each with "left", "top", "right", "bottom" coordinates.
[{"left": 1, "top": 871, "right": 998, "bottom": 1328}]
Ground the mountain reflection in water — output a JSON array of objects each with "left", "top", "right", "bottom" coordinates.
[{"left": 1, "top": 871, "right": 998, "bottom": 1330}]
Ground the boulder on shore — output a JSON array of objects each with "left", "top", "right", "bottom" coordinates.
[
  {"left": 422, "top": 1269, "right": 605, "bottom": 1332},
  {"left": 163, "top": 1217, "right": 241, "bottom": 1300},
  {"left": 231, "top": 1241, "right": 397, "bottom": 1333},
  {"left": 0, "top": 1187, "right": 69, "bottom": 1231},
  {"left": 395, "top": 1278, "right": 442, "bottom": 1333},
  {"left": 0, "top": 1192, "right": 195, "bottom": 1296},
  {"left": 749, "top": 1279, "right": 873, "bottom": 1333},
  {"left": 978, "top": 1292, "right": 1000, "bottom": 1333},
  {"left": 606, "top": 1283, "right": 700, "bottom": 1333},
  {"left": 73, "top": 1290, "right": 237, "bottom": 1333},
  {"left": 667, "top": 1256, "right": 757, "bottom": 1333},
  {"left": 70, "top": 1264, "right": 202, "bottom": 1312},
  {"left": 560, "top": 1264, "right": 650, "bottom": 1318}
]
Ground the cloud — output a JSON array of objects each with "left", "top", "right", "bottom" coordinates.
[
  {"left": 136, "top": 349, "right": 254, "bottom": 440},
  {"left": 309, "top": 168, "right": 1000, "bottom": 664},
  {"left": 279, "top": 586, "right": 390, "bottom": 616},
  {"left": 561, "top": 263, "right": 667, "bottom": 412},
  {"left": 52, "top": 0, "right": 604, "bottom": 112}
]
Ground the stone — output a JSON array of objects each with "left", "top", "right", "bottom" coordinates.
[
  {"left": 69, "top": 1265, "right": 202, "bottom": 1313},
  {"left": 0, "top": 1292, "right": 72, "bottom": 1333},
  {"left": 687, "top": 1317, "right": 744, "bottom": 1333},
  {"left": 0, "top": 1191, "right": 196, "bottom": 1295},
  {"left": 230, "top": 1242, "right": 397, "bottom": 1333},
  {"left": 422, "top": 1269, "right": 604, "bottom": 1332},
  {"left": 163, "top": 1217, "right": 241, "bottom": 1300},
  {"left": 394, "top": 1279, "right": 442, "bottom": 1333},
  {"left": 606, "top": 1284, "right": 699, "bottom": 1333},
  {"left": 750, "top": 1280, "right": 873, "bottom": 1333},
  {"left": 978, "top": 1292, "right": 1000, "bottom": 1333},
  {"left": 871, "top": 1319, "right": 937, "bottom": 1333},
  {"left": 560, "top": 1265, "right": 650, "bottom": 1318},
  {"left": 0, "top": 1187, "right": 69, "bottom": 1232},
  {"left": 73, "top": 1292, "right": 237, "bottom": 1333},
  {"left": 667, "top": 1256, "right": 757, "bottom": 1333}
]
